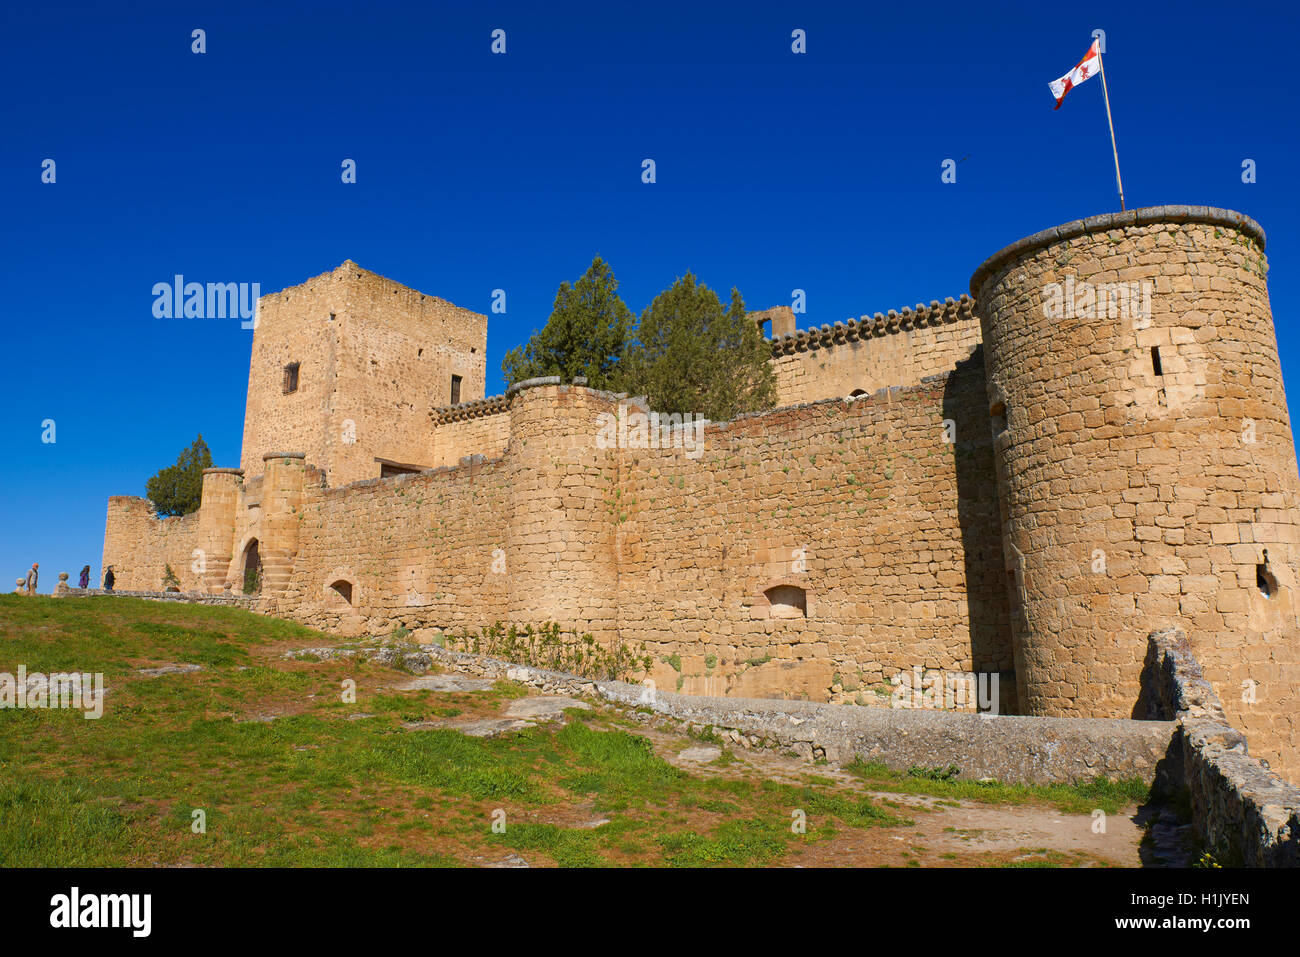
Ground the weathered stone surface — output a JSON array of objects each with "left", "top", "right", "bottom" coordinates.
[
  {"left": 503, "top": 696, "right": 590, "bottom": 719},
  {"left": 390, "top": 674, "right": 494, "bottom": 693},
  {"left": 1147, "top": 629, "right": 1300, "bottom": 866},
  {"left": 137, "top": 664, "right": 202, "bottom": 678},
  {"left": 678, "top": 746, "right": 723, "bottom": 763}
]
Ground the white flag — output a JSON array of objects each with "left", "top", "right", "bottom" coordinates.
[{"left": 1049, "top": 39, "right": 1101, "bottom": 110}]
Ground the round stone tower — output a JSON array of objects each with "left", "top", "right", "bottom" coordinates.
[
  {"left": 971, "top": 206, "right": 1300, "bottom": 777},
  {"left": 503, "top": 379, "right": 620, "bottom": 643}
]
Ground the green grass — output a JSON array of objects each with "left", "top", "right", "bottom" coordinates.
[{"left": 0, "top": 595, "right": 915, "bottom": 867}]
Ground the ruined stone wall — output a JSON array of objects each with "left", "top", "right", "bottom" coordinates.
[
  {"left": 101, "top": 497, "right": 201, "bottom": 592},
  {"left": 240, "top": 262, "right": 488, "bottom": 486},
  {"left": 1145, "top": 628, "right": 1300, "bottom": 866},
  {"left": 432, "top": 642, "right": 1174, "bottom": 786},
  {"left": 974, "top": 206, "right": 1300, "bottom": 781},
  {"left": 616, "top": 357, "right": 1013, "bottom": 705},
  {"left": 771, "top": 297, "right": 983, "bottom": 406},
  {"left": 428, "top": 395, "right": 511, "bottom": 469}
]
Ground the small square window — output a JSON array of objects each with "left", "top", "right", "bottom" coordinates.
[
  {"left": 450, "top": 374, "right": 462, "bottom": 405},
  {"left": 283, "top": 362, "right": 300, "bottom": 394}
]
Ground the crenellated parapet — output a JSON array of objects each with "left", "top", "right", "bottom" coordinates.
[
  {"left": 429, "top": 392, "right": 509, "bottom": 425},
  {"left": 768, "top": 295, "right": 984, "bottom": 406},
  {"left": 768, "top": 294, "right": 978, "bottom": 357}
]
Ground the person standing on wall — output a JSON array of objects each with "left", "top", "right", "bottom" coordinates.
[
  {"left": 103, "top": 566, "right": 115, "bottom": 592},
  {"left": 25, "top": 562, "right": 38, "bottom": 596},
  {"left": 78, "top": 565, "right": 90, "bottom": 589}
]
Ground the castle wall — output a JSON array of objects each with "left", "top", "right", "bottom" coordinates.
[
  {"left": 274, "top": 455, "right": 512, "bottom": 638},
  {"left": 185, "top": 374, "right": 1012, "bottom": 712},
  {"left": 99, "top": 210, "right": 1300, "bottom": 770},
  {"left": 101, "top": 497, "right": 201, "bottom": 592},
  {"left": 428, "top": 395, "right": 511, "bottom": 468},
  {"left": 771, "top": 297, "right": 982, "bottom": 406},
  {"left": 240, "top": 262, "right": 488, "bottom": 486},
  {"left": 974, "top": 207, "right": 1300, "bottom": 780},
  {"left": 616, "top": 355, "right": 1013, "bottom": 705}
]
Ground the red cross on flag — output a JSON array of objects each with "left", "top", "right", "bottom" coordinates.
[{"left": 1048, "top": 38, "right": 1101, "bottom": 109}]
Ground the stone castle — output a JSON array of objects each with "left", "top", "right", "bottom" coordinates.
[{"left": 102, "top": 205, "right": 1300, "bottom": 781}]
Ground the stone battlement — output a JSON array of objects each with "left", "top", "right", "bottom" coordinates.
[
  {"left": 429, "top": 392, "right": 510, "bottom": 425},
  {"left": 768, "top": 294, "right": 977, "bottom": 356}
]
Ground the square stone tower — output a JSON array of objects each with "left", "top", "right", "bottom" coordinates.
[{"left": 239, "top": 261, "right": 487, "bottom": 486}]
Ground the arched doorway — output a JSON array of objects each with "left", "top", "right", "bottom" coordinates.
[{"left": 241, "top": 539, "right": 262, "bottom": 595}]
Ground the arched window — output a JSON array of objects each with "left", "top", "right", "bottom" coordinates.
[
  {"left": 329, "top": 579, "right": 353, "bottom": 605},
  {"left": 764, "top": 584, "right": 807, "bottom": 618},
  {"left": 242, "top": 540, "right": 261, "bottom": 595},
  {"left": 990, "top": 400, "right": 1008, "bottom": 435}
]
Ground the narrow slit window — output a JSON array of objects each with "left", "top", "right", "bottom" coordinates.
[
  {"left": 1257, "top": 551, "right": 1278, "bottom": 598},
  {"left": 282, "top": 362, "right": 300, "bottom": 394},
  {"left": 450, "top": 374, "right": 462, "bottom": 405},
  {"left": 1151, "top": 346, "right": 1163, "bottom": 377},
  {"left": 990, "top": 401, "right": 1008, "bottom": 435}
]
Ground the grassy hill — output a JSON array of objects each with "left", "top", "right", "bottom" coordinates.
[{"left": 0, "top": 595, "right": 1151, "bottom": 867}]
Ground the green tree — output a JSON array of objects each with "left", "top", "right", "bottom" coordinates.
[
  {"left": 501, "top": 256, "right": 633, "bottom": 389},
  {"left": 146, "top": 435, "right": 213, "bottom": 517},
  {"left": 618, "top": 274, "right": 776, "bottom": 420}
]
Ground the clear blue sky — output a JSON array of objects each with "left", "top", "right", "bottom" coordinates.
[{"left": 2, "top": 0, "right": 1296, "bottom": 590}]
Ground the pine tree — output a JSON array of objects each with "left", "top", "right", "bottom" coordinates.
[
  {"left": 619, "top": 274, "right": 776, "bottom": 420},
  {"left": 501, "top": 256, "right": 633, "bottom": 389},
  {"left": 145, "top": 435, "right": 213, "bottom": 517}
]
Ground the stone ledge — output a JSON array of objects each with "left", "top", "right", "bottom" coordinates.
[
  {"left": 59, "top": 589, "right": 259, "bottom": 608},
  {"left": 504, "top": 375, "right": 563, "bottom": 397},
  {"left": 425, "top": 643, "right": 1173, "bottom": 786}
]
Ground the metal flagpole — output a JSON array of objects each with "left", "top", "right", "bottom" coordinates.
[{"left": 1096, "top": 51, "right": 1126, "bottom": 210}]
